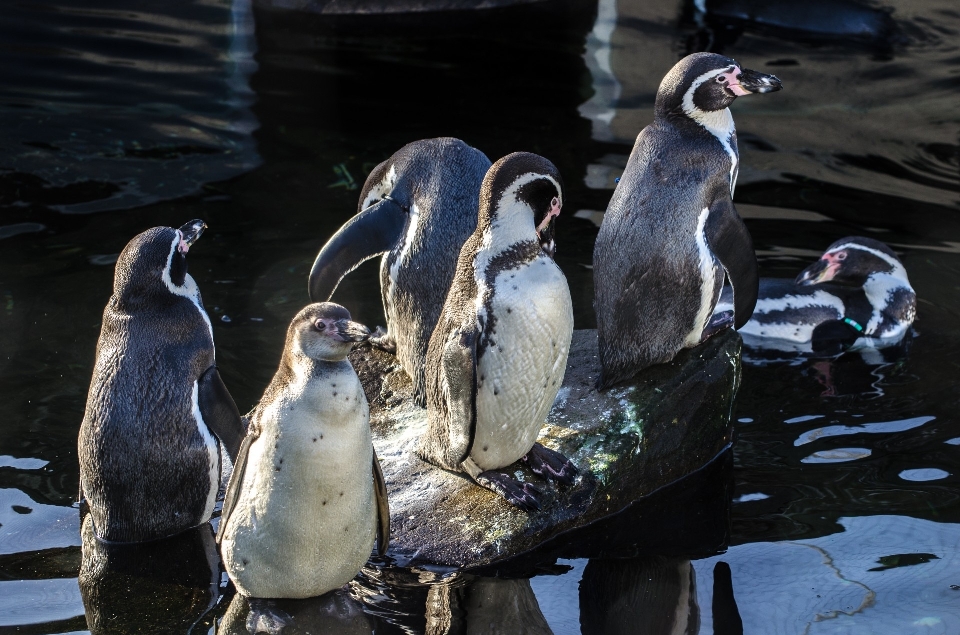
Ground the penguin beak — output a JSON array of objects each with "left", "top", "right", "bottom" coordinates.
[
  {"left": 332, "top": 319, "right": 371, "bottom": 343},
  {"left": 177, "top": 219, "right": 207, "bottom": 253},
  {"left": 731, "top": 68, "right": 783, "bottom": 95},
  {"left": 309, "top": 197, "right": 407, "bottom": 302},
  {"left": 796, "top": 258, "right": 840, "bottom": 286}
]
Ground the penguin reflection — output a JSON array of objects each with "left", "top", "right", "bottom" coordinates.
[
  {"left": 425, "top": 574, "right": 553, "bottom": 635},
  {"left": 78, "top": 514, "right": 221, "bottom": 635},
  {"left": 218, "top": 590, "right": 373, "bottom": 635}
]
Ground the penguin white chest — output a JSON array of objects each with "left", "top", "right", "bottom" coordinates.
[
  {"left": 220, "top": 368, "right": 375, "bottom": 600},
  {"left": 471, "top": 256, "right": 573, "bottom": 471}
]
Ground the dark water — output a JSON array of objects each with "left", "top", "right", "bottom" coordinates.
[{"left": 1, "top": 0, "right": 959, "bottom": 632}]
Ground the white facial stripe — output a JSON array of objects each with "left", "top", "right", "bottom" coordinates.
[
  {"left": 360, "top": 164, "right": 398, "bottom": 210},
  {"left": 681, "top": 66, "right": 739, "bottom": 196},
  {"left": 687, "top": 207, "right": 719, "bottom": 347},
  {"left": 825, "top": 243, "right": 908, "bottom": 280},
  {"left": 162, "top": 234, "right": 214, "bottom": 343}
]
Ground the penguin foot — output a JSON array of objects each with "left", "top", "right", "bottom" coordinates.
[
  {"left": 475, "top": 471, "right": 542, "bottom": 512},
  {"left": 369, "top": 327, "right": 397, "bottom": 355},
  {"left": 522, "top": 443, "right": 579, "bottom": 486},
  {"left": 700, "top": 311, "right": 734, "bottom": 344},
  {"left": 245, "top": 598, "right": 292, "bottom": 635}
]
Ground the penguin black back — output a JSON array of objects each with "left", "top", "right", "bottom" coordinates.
[{"left": 79, "top": 220, "right": 244, "bottom": 543}]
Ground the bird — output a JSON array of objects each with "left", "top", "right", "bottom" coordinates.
[
  {"left": 308, "top": 137, "right": 491, "bottom": 406},
  {"left": 713, "top": 236, "right": 916, "bottom": 355},
  {"left": 217, "top": 302, "right": 389, "bottom": 600},
  {"left": 78, "top": 220, "right": 245, "bottom": 542},
  {"left": 419, "top": 152, "right": 577, "bottom": 512},
  {"left": 592, "top": 52, "right": 782, "bottom": 389}
]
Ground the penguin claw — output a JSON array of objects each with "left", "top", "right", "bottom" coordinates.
[
  {"left": 523, "top": 443, "right": 579, "bottom": 486},
  {"left": 476, "top": 470, "right": 541, "bottom": 512},
  {"left": 368, "top": 327, "right": 397, "bottom": 355}
]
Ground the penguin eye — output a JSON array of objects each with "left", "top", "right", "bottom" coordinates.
[
  {"left": 314, "top": 319, "right": 326, "bottom": 331},
  {"left": 837, "top": 252, "right": 847, "bottom": 261},
  {"left": 715, "top": 75, "right": 725, "bottom": 83}
]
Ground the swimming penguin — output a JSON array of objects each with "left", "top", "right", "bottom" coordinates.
[
  {"left": 217, "top": 302, "right": 390, "bottom": 600},
  {"left": 78, "top": 220, "right": 246, "bottom": 543},
  {"left": 420, "top": 152, "right": 577, "bottom": 512},
  {"left": 308, "top": 138, "right": 492, "bottom": 406},
  {"left": 592, "top": 52, "right": 782, "bottom": 389},
  {"left": 713, "top": 236, "right": 916, "bottom": 354}
]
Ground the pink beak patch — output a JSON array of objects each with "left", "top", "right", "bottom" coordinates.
[
  {"left": 721, "top": 67, "right": 750, "bottom": 96},
  {"left": 177, "top": 231, "right": 190, "bottom": 254},
  {"left": 537, "top": 196, "right": 562, "bottom": 234}
]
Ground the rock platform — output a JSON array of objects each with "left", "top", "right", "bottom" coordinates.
[{"left": 350, "top": 329, "right": 741, "bottom": 570}]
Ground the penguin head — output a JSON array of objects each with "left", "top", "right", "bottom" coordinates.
[
  {"left": 289, "top": 302, "right": 371, "bottom": 362},
  {"left": 656, "top": 53, "right": 782, "bottom": 120},
  {"left": 113, "top": 219, "right": 207, "bottom": 305},
  {"left": 479, "top": 152, "right": 564, "bottom": 258},
  {"left": 796, "top": 237, "right": 909, "bottom": 288}
]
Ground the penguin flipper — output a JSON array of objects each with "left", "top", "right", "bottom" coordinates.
[
  {"left": 308, "top": 197, "right": 407, "bottom": 302},
  {"left": 198, "top": 365, "right": 246, "bottom": 462},
  {"left": 439, "top": 328, "right": 479, "bottom": 468},
  {"left": 704, "top": 198, "right": 759, "bottom": 329},
  {"left": 372, "top": 448, "right": 390, "bottom": 557},
  {"left": 216, "top": 422, "right": 258, "bottom": 546}
]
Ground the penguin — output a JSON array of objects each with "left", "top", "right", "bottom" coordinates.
[
  {"left": 420, "top": 152, "right": 577, "bottom": 512},
  {"left": 592, "top": 52, "right": 782, "bottom": 389},
  {"left": 217, "top": 302, "right": 390, "bottom": 600},
  {"left": 713, "top": 236, "right": 916, "bottom": 354},
  {"left": 308, "top": 138, "right": 492, "bottom": 407},
  {"left": 78, "top": 220, "right": 245, "bottom": 543}
]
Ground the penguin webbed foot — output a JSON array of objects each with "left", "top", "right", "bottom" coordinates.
[
  {"left": 700, "top": 311, "right": 734, "bottom": 344},
  {"left": 368, "top": 327, "right": 397, "bottom": 355},
  {"left": 475, "top": 470, "right": 542, "bottom": 512},
  {"left": 522, "top": 443, "right": 578, "bottom": 486},
  {"left": 245, "top": 598, "right": 292, "bottom": 635}
]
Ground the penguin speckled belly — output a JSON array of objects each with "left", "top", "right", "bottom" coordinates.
[
  {"left": 420, "top": 152, "right": 577, "bottom": 512},
  {"left": 217, "top": 302, "right": 390, "bottom": 600},
  {"left": 713, "top": 236, "right": 916, "bottom": 353},
  {"left": 308, "top": 138, "right": 491, "bottom": 406},
  {"left": 593, "top": 52, "right": 782, "bottom": 389},
  {"left": 78, "top": 220, "right": 245, "bottom": 543}
]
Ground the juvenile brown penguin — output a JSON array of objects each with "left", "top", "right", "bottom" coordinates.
[{"left": 217, "top": 302, "right": 389, "bottom": 600}]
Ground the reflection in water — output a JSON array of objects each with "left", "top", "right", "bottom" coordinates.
[
  {"left": 78, "top": 515, "right": 221, "bottom": 634},
  {"left": 0, "top": 0, "right": 260, "bottom": 219},
  {"left": 424, "top": 575, "right": 553, "bottom": 635},
  {"left": 218, "top": 590, "right": 372, "bottom": 635},
  {"left": 580, "top": 557, "right": 701, "bottom": 634}
]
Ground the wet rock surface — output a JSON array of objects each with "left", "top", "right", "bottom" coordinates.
[{"left": 350, "top": 329, "right": 741, "bottom": 570}]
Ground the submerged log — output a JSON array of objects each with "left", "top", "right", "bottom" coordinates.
[{"left": 350, "top": 328, "right": 741, "bottom": 570}]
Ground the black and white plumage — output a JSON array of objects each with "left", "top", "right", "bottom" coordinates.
[
  {"left": 593, "top": 52, "right": 782, "bottom": 389},
  {"left": 78, "top": 220, "right": 245, "bottom": 543},
  {"left": 309, "top": 138, "right": 491, "bottom": 406},
  {"left": 713, "top": 236, "right": 916, "bottom": 354},
  {"left": 217, "top": 302, "right": 389, "bottom": 600},
  {"left": 420, "top": 152, "right": 577, "bottom": 512}
]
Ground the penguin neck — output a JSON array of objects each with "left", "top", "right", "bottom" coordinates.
[
  {"left": 676, "top": 102, "right": 739, "bottom": 196},
  {"left": 863, "top": 272, "right": 913, "bottom": 320}
]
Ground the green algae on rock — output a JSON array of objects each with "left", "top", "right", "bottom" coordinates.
[{"left": 350, "top": 328, "right": 741, "bottom": 569}]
